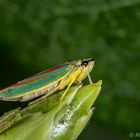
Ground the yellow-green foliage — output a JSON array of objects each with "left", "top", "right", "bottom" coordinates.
[{"left": 0, "top": 81, "right": 102, "bottom": 140}]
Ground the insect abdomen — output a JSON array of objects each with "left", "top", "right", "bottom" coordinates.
[{"left": 0, "top": 82, "right": 59, "bottom": 102}]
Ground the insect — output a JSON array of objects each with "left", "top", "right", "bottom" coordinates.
[{"left": 0, "top": 58, "right": 94, "bottom": 102}]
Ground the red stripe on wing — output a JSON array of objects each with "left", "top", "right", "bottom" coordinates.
[{"left": 0, "top": 65, "right": 67, "bottom": 92}]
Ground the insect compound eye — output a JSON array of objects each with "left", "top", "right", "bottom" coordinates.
[{"left": 82, "top": 60, "right": 88, "bottom": 67}]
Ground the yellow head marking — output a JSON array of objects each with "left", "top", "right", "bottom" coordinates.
[{"left": 70, "top": 58, "right": 94, "bottom": 83}]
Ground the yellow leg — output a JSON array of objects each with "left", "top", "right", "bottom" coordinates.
[{"left": 60, "top": 77, "right": 76, "bottom": 101}]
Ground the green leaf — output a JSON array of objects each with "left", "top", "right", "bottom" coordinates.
[{"left": 0, "top": 80, "right": 102, "bottom": 140}]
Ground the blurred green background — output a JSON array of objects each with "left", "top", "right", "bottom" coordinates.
[{"left": 0, "top": 0, "right": 140, "bottom": 139}]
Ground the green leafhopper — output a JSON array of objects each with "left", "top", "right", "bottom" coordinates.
[{"left": 0, "top": 58, "right": 94, "bottom": 102}]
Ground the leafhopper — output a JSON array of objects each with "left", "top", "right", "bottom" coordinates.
[{"left": 0, "top": 58, "right": 94, "bottom": 102}]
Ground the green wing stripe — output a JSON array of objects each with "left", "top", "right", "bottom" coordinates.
[{"left": 0, "top": 64, "right": 71, "bottom": 98}]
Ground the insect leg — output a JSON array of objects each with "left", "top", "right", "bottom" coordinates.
[
  {"left": 60, "top": 77, "right": 76, "bottom": 101},
  {"left": 88, "top": 74, "right": 93, "bottom": 84}
]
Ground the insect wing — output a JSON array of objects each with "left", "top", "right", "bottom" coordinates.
[{"left": 0, "top": 64, "right": 72, "bottom": 99}]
